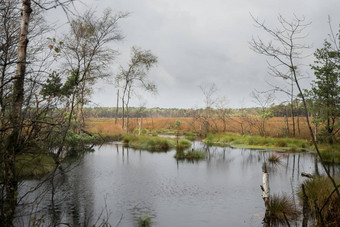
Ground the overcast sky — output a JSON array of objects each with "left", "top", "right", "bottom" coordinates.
[{"left": 50, "top": 0, "right": 340, "bottom": 108}]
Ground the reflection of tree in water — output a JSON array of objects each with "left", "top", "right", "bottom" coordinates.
[{"left": 14, "top": 155, "right": 100, "bottom": 226}]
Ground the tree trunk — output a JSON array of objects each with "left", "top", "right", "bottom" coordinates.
[
  {"left": 121, "top": 98, "right": 125, "bottom": 128},
  {"left": 262, "top": 163, "right": 270, "bottom": 226},
  {"left": 115, "top": 89, "right": 119, "bottom": 124},
  {"left": 3, "top": 1, "right": 32, "bottom": 226}
]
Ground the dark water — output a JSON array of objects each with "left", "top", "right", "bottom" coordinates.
[{"left": 16, "top": 142, "right": 339, "bottom": 226}]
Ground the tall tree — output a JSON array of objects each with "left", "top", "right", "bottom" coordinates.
[
  {"left": 310, "top": 40, "right": 340, "bottom": 144},
  {"left": 63, "top": 9, "right": 127, "bottom": 127},
  {"left": 1, "top": 1, "right": 75, "bottom": 225},
  {"left": 3, "top": 1, "right": 33, "bottom": 225}
]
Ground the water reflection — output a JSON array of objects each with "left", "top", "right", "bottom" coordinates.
[{"left": 16, "top": 142, "right": 339, "bottom": 226}]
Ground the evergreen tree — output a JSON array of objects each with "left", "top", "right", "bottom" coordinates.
[{"left": 310, "top": 40, "right": 340, "bottom": 143}]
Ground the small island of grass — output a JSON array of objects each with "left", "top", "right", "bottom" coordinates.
[
  {"left": 174, "top": 149, "right": 206, "bottom": 160},
  {"left": 122, "top": 134, "right": 191, "bottom": 151}
]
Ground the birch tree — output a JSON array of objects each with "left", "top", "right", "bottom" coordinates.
[
  {"left": 1, "top": 1, "right": 74, "bottom": 226},
  {"left": 115, "top": 46, "right": 158, "bottom": 130},
  {"left": 63, "top": 9, "right": 127, "bottom": 127}
]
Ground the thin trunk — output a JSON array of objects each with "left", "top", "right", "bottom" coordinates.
[
  {"left": 3, "top": 1, "right": 32, "bottom": 226},
  {"left": 290, "top": 81, "right": 296, "bottom": 137},
  {"left": 125, "top": 85, "right": 132, "bottom": 133},
  {"left": 121, "top": 97, "right": 125, "bottom": 128},
  {"left": 297, "top": 114, "right": 300, "bottom": 135},
  {"left": 115, "top": 89, "right": 119, "bottom": 124}
]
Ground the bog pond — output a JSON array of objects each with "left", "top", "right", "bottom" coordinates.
[{"left": 17, "top": 142, "right": 339, "bottom": 226}]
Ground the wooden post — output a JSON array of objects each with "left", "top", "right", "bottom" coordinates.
[{"left": 139, "top": 121, "right": 141, "bottom": 135}]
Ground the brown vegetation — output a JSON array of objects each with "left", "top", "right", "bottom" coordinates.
[{"left": 86, "top": 117, "right": 314, "bottom": 140}]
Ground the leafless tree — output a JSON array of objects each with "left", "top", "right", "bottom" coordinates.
[
  {"left": 250, "top": 14, "right": 311, "bottom": 137},
  {"left": 249, "top": 91, "right": 275, "bottom": 137}
]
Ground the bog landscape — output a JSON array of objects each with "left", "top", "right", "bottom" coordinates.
[{"left": 0, "top": 1, "right": 339, "bottom": 227}]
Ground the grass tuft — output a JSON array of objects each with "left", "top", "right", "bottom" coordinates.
[
  {"left": 268, "top": 194, "right": 300, "bottom": 225},
  {"left": 268, "top": 154, "right": 281, "bottom": 163},
  {"left": 298, "top": 176, "right": 340, "bottom": 226}
]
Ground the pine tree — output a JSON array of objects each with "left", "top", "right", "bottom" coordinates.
[{"left": 310, "top": 40, "right": 340, "bottom": 143}]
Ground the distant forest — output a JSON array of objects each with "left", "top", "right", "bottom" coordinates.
[{"left": 84, "top": 102, "right": 307, "bottom": 118}]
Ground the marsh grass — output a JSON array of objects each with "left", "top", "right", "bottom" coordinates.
[
  {"left": 138, "top": 215, "right": 151, "bottom": 227},
  {"left": 174, "top": 149, "right": 205, "bottom": 160},
  {"left": 176, "top": 139, "right": 192, "bottom": 150},
  {"left": 183, "top": 131, "right": 197, "bottom": 141},
  {"left": 122, "top": 135, "right": 191, "bottom": 151},
  {"left": 268, "top": 154, "right": 281, "bottom": 163},
  {"left": 320, "top": 145, "right": 340, "bottom": 164},
  {"left": 204, "top": 133, "right": 309, "bottom": 152},
  {"left": 268, "top": 194, "right": 300, "bottom": 225},
  {"left": 298, "top": 177, "right": 340, "bottom": 226}
]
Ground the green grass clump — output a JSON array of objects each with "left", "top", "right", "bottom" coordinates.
[
  {"left": 174, "top": 150, "right": 205, "bottom": 160},
  {"left": 298, "top": 176, "right": 340, "bottom": 226},
  {"left": 184, "top": 131, "right": 196, "bottom": 141},
  {"left": 123, "top": 135, "right": 192, "bottom": 151},
  {"left": 268, "top": 154, "right": 281, "bottom": 163},
  {"left": 320, "top": 146, "right": 340, "bottom": 164},
  {"left": 177, "top": 139, "right": 192, "bottom": 150},
  {"left": 275, "top": 140, "right": 288, "bottom": 147},
  {"left": 268, "top": 194, "right": 300, "bottom": 225},
  {"left": 204, "top": 132, "right": 309, "bottom": 152},
  {"left": 138, "top": 215, "right": 151, "bottom": 227}
]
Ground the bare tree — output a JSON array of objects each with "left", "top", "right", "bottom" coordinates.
[
  {"left": 197, "top": 82, "right": 219, "bottom": 134},
  {"left": 249, "top": 91, "right": 275, "bottom": 137},
  {"left": 115, "top": 46, "right": 158, "bottom": 131},
  {"left": 250, "top": 14, "right": 311, "bottom": 137}
]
